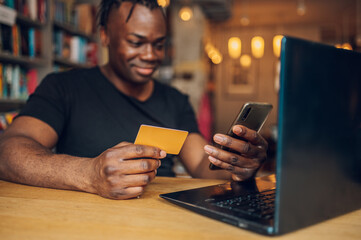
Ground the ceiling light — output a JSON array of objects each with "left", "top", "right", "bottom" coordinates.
[
  {"left": 297, "top": 0, "right": 306, "bottom": 16},
  {"left": 240, "top": 15, "right": 250, "bottom": 26},
  {"left": 273, "top": 35, "right": 284, "bottom": 58},
  {"left": 157, "top": 0, "right": 170, "bottom": 8},
  {"left": 228, "top": 37, "right": 242, "bottom": 59},
  {"left": 240, "top": 54, "right": 252, "bottom": 68},
  {"left": 251, "top": 36, "right": 264, "bottom": 59},
  {"left": 179, "top": 6, "right": 193, "bottom": 21}
]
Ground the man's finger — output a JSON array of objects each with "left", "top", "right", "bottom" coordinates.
[
  {"left": 106, "top": 144, "right": 167, "bottom": 160},
  {"left": 212, "top": 134, "right": 263, "bottom": 156},
  {"left": 208, "top": 156, "right": 256, "bottom": 178},
  {"left": 204, "top": 145, "right": 260, "bottom": 168},
  {"left": 106, "top": 158, "right": 160, "bottom": 175},
  {"left": 108, "top": 186, "right": 144, "bottom": 200},
  {"left": 117, "top": 172, "right": 157, "bottom": 187},
  {"left": 232, "top": 125, "right": 268, "bottom": 146}
]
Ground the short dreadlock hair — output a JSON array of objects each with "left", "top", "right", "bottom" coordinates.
[{"left": 98, "top": 0, "right": 162, "bottom": 27}]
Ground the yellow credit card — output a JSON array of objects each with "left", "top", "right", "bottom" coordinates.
[{"left": 134, "top": 125, "right": 188, "bottom": 155}]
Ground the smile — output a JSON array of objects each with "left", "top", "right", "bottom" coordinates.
[{"left": 134, "top": 66, "right": 155, "bottom": 76}]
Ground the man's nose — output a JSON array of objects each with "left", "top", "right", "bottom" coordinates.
[{"left": 140, "top": 44, "right": 157, "bottom": 61}]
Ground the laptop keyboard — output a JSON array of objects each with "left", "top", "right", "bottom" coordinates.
[{"left": 211, "top": 189, "right": 275, "bottom": 220}]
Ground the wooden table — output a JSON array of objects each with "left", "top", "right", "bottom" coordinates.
[{"left": 1, "top": 177, "right": 360, "bottom": 240}]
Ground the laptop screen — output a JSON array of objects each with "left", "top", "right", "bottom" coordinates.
[{"left": 275, "top": 36, "right": 361, "bottom": 234}]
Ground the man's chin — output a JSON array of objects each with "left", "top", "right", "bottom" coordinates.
[{"left": 128, "top": 76, "right": 153, "bottom": 85}]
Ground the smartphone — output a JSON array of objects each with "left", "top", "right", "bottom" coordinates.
[{"left": 209, "top": 102, "right": 273, "bottom": 170}]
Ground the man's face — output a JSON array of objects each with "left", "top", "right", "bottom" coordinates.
[{"left": 103, "top": 2, "right": 167, "bottom": 85}]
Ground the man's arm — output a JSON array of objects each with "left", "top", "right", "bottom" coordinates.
[
  {"left": 0, "top": 116, "right": 165, "bottom": 199},
  {"left": 180, "top": 125, "right": 268, "bottom": 180}
]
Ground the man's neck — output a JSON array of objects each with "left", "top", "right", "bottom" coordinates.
[{"left": 100, "top": 64, "right": 154, "bottom": 102}]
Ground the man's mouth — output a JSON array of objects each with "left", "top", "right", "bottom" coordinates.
[{"left": 134, "top": 66, "right": 155, "bottom": 76}]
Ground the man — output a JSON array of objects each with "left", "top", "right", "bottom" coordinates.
[{"left": 0, "top": 0, "right": 268, "bottom": 200}]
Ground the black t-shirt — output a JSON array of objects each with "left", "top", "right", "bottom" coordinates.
[{"left": 18, "top": 67, "right": 199, "bottom": 176}]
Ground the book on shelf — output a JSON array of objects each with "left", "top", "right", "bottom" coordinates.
[
  {"left": 20, "top": 24, "right": 29, "bottom": 55},
  {"left": 2, "top": 64, "right": 12, "bottom": 98},
  {"left": 37, "top": 0, "right": 46, "bottom": 23},
  {"left": 53, "top": 30, "right": 97, "bottom": 65},
  {"left": 28, "top": 0, "right": 37, "bottom": 21},
  {"left": 86, "top": 42, "right": 97, "bottom": 66},
  {"left": 4, "top": 0, "right": 47, "bottom": 23},
  {"left": 0, "top": 62, "right": 37, "bottom": 100},
  {"left": 4, "top": 0, "right": 15, "bottom": 9},
  {"left": 34, "top": 27, "right": 41, "bottom": 57},
  {"left": 15, "top": 0, "right": 29, "bottom": 16},
  {"left": 26, "top": 68, "right": 37, "bottom": 95},
  {"left": 53, "top": 0, "right": 73, "bottom": 24},
  {"left": 11, "top": 24, "right": 20, "bottom": 56},
  {"left": 11, "top": 64, "right": 20, "bottom": 98},
  {"left": 0, "top": 23, "right": 41, "bottom": 58},
  {"left": 0, "top": 24, "right": 13, "bottom": 53},
  {"left": 28, "top": 26, "right": 34, "bottom": 57},
  {"left": 69, "top": 36, "right": 80, "bottom": 63},
  {"left": 53, "top": 29, "right": 63, "bottom": 57}
]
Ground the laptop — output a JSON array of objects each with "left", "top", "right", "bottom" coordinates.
[{"left": 159, "top": 36, "right": 361, "bottom": 235}]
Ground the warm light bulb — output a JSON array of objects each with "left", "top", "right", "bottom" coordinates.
[
  {"left": 179, "top": 7, "right": 192, "bottom": 21},
  {"left": 157, "top": 0, "right": 170, "bottom": 7},
  {"left": 208, "top": 49, "right": 217, "bottom": 59},
  {"left": 240, "top": 54, "right": 252, "bottom": 68},
  {"left": 297, "top": 0, "right": 306, "bottom": 16},
  {"left": 228, "top": 37, "right": 241, "bottom": 59},
  {"left": 211, "top": 53, "right": 223, "bottom": 64},
  {"left": 240, "top": 16, "right": 250, "bottom": 26},
  {"left": 251, "top": 36, "right": 264, "bottom": 58},
  {"left": 273, "top": 35, "right": 283, "bottom": 58}
]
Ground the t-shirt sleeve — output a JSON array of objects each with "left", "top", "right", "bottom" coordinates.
[
  {"left": 177, "top": 95, "right": 200, "bottom": 134},
  {"left": 17, "top": 73, "right": 67, "bottom": 136}
]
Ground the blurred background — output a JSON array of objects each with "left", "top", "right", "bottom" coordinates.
[{"left": 0, "top": 0, "right": 360, "bottom": 175}]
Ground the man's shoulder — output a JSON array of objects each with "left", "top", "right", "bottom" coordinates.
[{"left": 40, "top": 67, "right": 100, "bottom": 90}]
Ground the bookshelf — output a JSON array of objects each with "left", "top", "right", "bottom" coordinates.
[
  {"left": 53, "top": 21, "right": 97, "bottom": 42},
  {"left": 0, "top": 52, "right": 46, "bottom": 67},
  {"left": 0, "top": 0, "right": 100, "bottom": 130}
]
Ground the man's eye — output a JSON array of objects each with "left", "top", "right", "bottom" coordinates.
[
  {"left": 154, "top": 43, "right": 165, "bottom": 50},
  {"left": 128, "top": 41, "right": 142, "bottom": 47}
]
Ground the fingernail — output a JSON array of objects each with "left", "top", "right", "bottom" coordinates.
[
  {"left": 208, "top": 156, "right": 217, "bottom": 163},
  {"left": 158, "top": 160, "right": 161, "bottom": 167},
  {"left": 204, "top": 145, "right": 213, "bottom": 154},
  {"left": 233, "top": 126, "right": 242, "bottom": 134},
  {"left": 214, "top": 135, "right": 224, "bottom": 143},
  {"left": 160, "top": 150, "right": 166, "bottom": 158}
]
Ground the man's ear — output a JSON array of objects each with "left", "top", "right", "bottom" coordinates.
[{"left": 100, "top": 26, "right": 109, "bottom": 47}]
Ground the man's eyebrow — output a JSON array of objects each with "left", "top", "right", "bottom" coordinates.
[{"left": 129, "top": 33, "right": 167, "bottom": 41}]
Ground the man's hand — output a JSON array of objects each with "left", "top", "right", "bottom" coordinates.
[
  {"left": 90, "top": 142, "right": 166, "bottom": 200},
  {"left": 204, "top": 125, "right": 268, "bottom": 181}
]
